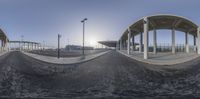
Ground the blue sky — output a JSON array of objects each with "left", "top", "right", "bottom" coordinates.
[{"left": 0, "top": 0, "right": 199, "bottom": 48}]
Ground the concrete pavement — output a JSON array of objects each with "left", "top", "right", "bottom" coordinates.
[
  {"left": 22, "top": 50, "right": 111, "bottom": 64},
  {"left": 0, "top": 51, "right": 9, "bottom": 57},
  {"left": 118, "top": 50, "right": 200, "bottom": 65}
]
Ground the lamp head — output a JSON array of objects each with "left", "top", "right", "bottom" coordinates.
[{"left": 81, "top": 18, "right": 88, "bottom": 22}]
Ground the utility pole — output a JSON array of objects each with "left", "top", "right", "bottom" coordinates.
[
  {"left": 58, "top": 34, "right": 61, "bottom": 59},
  {"left": 81, "top": 18, "right": 87, "bottom": 56}
]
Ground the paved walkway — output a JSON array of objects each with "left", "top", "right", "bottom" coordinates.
[
  {"left": 22, "top": 50, "right": 111, "bottom": 64},
  {"left": 118, "top": 50, "right": 200, "bottom": 65},
  {"left": 0, "top": 51, "right": 9, "bottom": 57}
]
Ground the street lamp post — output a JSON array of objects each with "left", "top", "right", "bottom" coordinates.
[
  {"left": 21, "top": 35, "right": 24, "bottom": 51},
  {"left": 43, "top": 40, "right": 45, "bottom": 50},
  {"left": 81, "top": 18, "right": 87, "bottom": 56},
  {"left": 67, "top": 38, "right": 70, "bottom": 52},
  {"left": 58, "top": 34, "right": 61, "bottom": 59}
]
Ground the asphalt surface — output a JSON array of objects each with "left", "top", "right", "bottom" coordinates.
[{"left": 0, "top": 51, "right": 200, "bottom": 98}]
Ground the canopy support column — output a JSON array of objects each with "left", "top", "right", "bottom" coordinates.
[
  {"left": 132, "top": 35, "right": 135, "bottom": 52},
  {"left": 1, "top": 40, "right": 3, "bottom": 52},
  {"left": 185, "top": 32, "right": 189, "bottom": 53},
  {"left": 153, "top": 29, "right": 157, "bottom": 54},
  {"left": 127, "top": 28, "right": 131, "bottom": 55},
  {"left": 31, "top": 43, "right": 33, "bottom": 50},
  {"left": 28, "top": 43, "right": 30, "bottom": 50},
  {"left": 197, "top": 27, "right": 200, "bottom": 54},
  {"left": 194, "top": 35, "right": 197, "bottom": 52},
  {"left": 120, "top": 39, "right": 122, "bottom": 50},
  {"left": 139, "top": 32, "right": 143, "bottom": 53},
  {"left": 143, "top": 17, "right": 148, "bottom": 59},
  {"left": 172, "top": 28, "right": 176, "bottom": 54},
  {"left": 19, "top": 42, "right": 21, "bottom": 51}
]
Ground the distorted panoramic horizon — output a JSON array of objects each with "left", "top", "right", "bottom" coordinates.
[
  {"left": 2, "top": 0, "right": 200, "bottom": 98},
  {"left": 0, "top": 0, "right": 200, "bottom": 48}
]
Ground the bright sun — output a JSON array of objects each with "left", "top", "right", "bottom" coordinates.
[{"left": 88, "top": 38, "right": 97, "bottom": 47}]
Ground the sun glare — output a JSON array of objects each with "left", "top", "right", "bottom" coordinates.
[{"left": 88, "top": 38, "right": 97, "bottom": 47}]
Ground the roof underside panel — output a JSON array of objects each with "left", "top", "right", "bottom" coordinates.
[{"left": 0, "top": 29, "right": 8, "bottom": 41}]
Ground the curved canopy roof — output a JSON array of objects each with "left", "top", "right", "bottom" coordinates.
[
  {"left": 98, "top": 41, "right": 117, "bottom": 47},
  {"left": 121, "top": 14, "right": 199, "bottom": 40},
  {"left": 0, "top": 28, "right": 9, "bottom": 41},
  {"left": 9, "top": 41, "right": 40, "bottom": 44}
]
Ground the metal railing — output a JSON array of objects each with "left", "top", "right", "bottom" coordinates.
[{"left": 120, "top": 43, "right": 197, "bottom": 53}]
